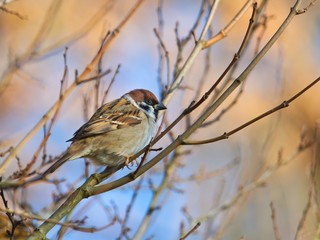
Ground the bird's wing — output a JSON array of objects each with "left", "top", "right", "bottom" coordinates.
[{"left": 68, "top": 98, "right": 143, "bottom": 142}]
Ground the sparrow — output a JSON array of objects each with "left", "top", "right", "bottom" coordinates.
[{"left": 42, "top": 89, "right": 166, "bottom": 176}]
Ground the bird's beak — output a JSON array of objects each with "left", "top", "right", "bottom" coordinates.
[{"left": 155, "top": 102, "right": 167, "bottom": 110}]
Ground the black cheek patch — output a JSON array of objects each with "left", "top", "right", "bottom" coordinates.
[
  {"left": 139, "top": 103, "right": 151, "bottom": 112},
  {"left": 154, "top": 110, "right": 159, "bottom": 121}
]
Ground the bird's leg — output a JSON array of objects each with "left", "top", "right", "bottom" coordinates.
[
  {"left": 124, "top": 156, "right": 139, "bottom": 168},
  {"left": 124, "top": 157, "right": 131, "bottom": 168},
  {"left": 133, "top": 158, "right": 139, "bottom": 166}
]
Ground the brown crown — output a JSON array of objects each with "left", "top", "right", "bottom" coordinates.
[{"left": 127, "top": 89, "right": 159, "bottom": 104}]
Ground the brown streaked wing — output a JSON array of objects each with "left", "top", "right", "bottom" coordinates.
[{"left": 68, "top": 98, "right": 142, "bottom": 142}]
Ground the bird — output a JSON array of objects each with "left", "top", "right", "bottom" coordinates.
[{"left": 42, "top": 89, "right": 166, "bottom": 176}]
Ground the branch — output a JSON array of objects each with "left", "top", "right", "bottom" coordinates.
[
  {"left": 0, "top": 5, "right": 27, "bottom": 20},
  {"left": 182, "top": 76, "right": 320, "bottom": 145},
  {"left": 179, "top": 222, "right": 201, "bottom": 240},
  {"left": 16, "top": 1, "right": 314, "bottom": 239},
  {"left": 188, "top": 137, "right": 313, "bottom": 233},
  {"left": 162, "top": 0, "right": 220, "bottom": 106},
  {"left": 270, "top": 202, "right": 282, "bottom": 240},
  {"left": 91, "top": 0, "right": 306, "bottom": 197},
  {"left": 0, "top": 0, "right": 145, "bottom": 175},
  {"left": 128, "top": 1, "right": 257, "bottom": 161},
  {"left": 204, "top": 0, "right": 254, "bottom": 48}
]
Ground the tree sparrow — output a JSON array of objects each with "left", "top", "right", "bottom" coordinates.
[{"left": 42, "top": 89, "right": 166, "bottom": 175}]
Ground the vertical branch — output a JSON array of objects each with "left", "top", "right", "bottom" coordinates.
[
  {"left": 154, "top": 28, "right": 170, "bottom": 97},
  {"left": 24, "top": 48, "right": 69, "bottom": 176},
  {"left": 163, "top": 0, "right": 220, "bottom": 106},
  {"left": 155, "top": 0, "right": 165, "bottom": 96},
  {"left": 101, "top": 64, "right": 121, "bottom": 105},
  {"left": 133, "top": 151, "right": 181, "bottom": 239},
  {"left": 270, "top": 202, "right": 282, "bottom": 240},
  {"left": 0, "top": 0, "right": 146, "bottom": 175},
  {"left": 119, "top": 177, "right": 143, "bottom": 239}
]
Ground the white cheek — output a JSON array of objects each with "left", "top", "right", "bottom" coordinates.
[
  {"left": 139, "top": 117, "right": 156, "bottom": 152},
  {"left": 148, "top": 118, "right": 157, "bottom": 137}
]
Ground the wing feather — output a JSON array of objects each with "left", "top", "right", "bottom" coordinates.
[{"left": 68, "top": 98, "right": 142, "bottom": 142}]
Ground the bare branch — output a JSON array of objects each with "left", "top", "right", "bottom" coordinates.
[
  {"left": 270, "top": 202, "right": 282, "bottom": 240},
  {"left": 0, "top": 0, "right": 146, "bottom": 175},
  {"left": 183, "top": 76, "right": 320, "bottom": 145}
]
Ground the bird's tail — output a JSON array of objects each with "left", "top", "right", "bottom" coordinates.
[
  {"left": 41, "top": 151, "right": 72, "bottom": 177},
  {"left": 10, "top": 152, "right": 74, "bottom": 187}
]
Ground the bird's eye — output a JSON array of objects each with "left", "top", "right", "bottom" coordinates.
[{"left": 146, "top": 99, "right": 153, "bottom": 105}]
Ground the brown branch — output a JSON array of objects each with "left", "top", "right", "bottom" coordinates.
[
  {"left": 190, "top": 2, "right": 257, "bottom": 111},
  {"left": 180, "top": 0, "right": 206, "bottom": 46},
  {"left": 0, "top": 177, "right": 19, "bottom": 239},
  {"left": 253, "top": 13, "right": 275, "bottom": 55},
  {"left": 194, "top": 41, "right": 212, "bottom": 101},
  {"left": 0, "top": 0, "right": 309, "bottom": 194},
  {"left": 176, "top": 158, "right": 239, "bottom": 183},
  {"left": 119, "top": 177, "right": 143, "bottom": 239},
  {"left": 163, "top": 0, "right": 219, "bottom": 107},
  {"left": 133, "top": 138, "right": 153, "bottom": 178},
  {"left": 154, "top": 28, "right": 170, "bottom": 95},
  {"left": 101, "top": 64, "right": 121, "bottom": 105},
  {"left": 187, "top": 137, "right": 313, "bottom": 233},
  {"left": 25, "top": 48, "right": 69, "bottom": 176},
  {"left": 179, "top": 222, "right": 201, "bottom": 240},
  {"left": 155, "top": 0, "right": 167, "bottom": 95},
  {"left": 0, "top": 5, "right": 27, "bottom": 20},
  {"left": 88, "top": 0, "right": 306, "bottom": 196},
  {"left": 205, "top": 0, "right": 270, "bottom": 112},
  {"left": 172, "top": 0, "right": 206, "bottom": 81},
  {"left": 204, "top": 0, "right": 254, "bottom": 48},
  {"left": 182, "top": 76, "right": 320, "bottom": 145},
  {"left": 270, "top": 202, "right": 282, "bottom": 240},
  {"left": 132, "top": 150, "right": 182, "bottom": 239},
  {"left": 0, "top": 0, "right": 146, "bottom": 175},
  {"left": 0, "top": 147, "right": 13, "bottom": 158},
  {"left": 0, "top": 204, "right": 114, "bottom": 233},
  {"left": 128, "top": 1, "right": 257, "bottom": 159},
  {"left": 5, "top": 2, "right": 312, "bottom": 239},
  {"left": 294, "top": 123, "right": 320, "bottom": 239},
  {"left": 79, "top": 69, "right": 111, "bottom": 84},
  {"left": 0, "top": 1, "right": 113, "bottom": 94},
  {"left": 294, "top": 191, "right": 312, "bottom": 240}
]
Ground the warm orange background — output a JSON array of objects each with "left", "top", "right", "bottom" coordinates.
[{"left": 0, "top": 0, "right": 319, "bottom": 239}]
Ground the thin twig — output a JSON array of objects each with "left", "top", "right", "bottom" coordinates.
[
  {"left": 270, "top": 202, "right": 282, "bottom": 240},
  {"left": 101, "top": 64, "right": 121, "bottom": 105},
  {"left": 132, "top": 138, "right": 153, "bottom": 178},
  {"left": 133, "top": 150, "right": 182, "bottom": 240},
  {"left": 130, "top": 2, "right": 257, "bottom": 158},
  {"left": 187, "top": 139, "right": 313, "bottom": 233},
  {"left": 204, "top": 0, "right": 254, "bottom": 48},
  {"left": 119, "top": 177, "right": 143, "bottom": 239},
  {"left": 0, "top": 0, "right": 145, "bottom": 175},
  {"left": 25, "top": 48, "right": 69, "bottom": 175},
  {"left": 163, "top": 0, "right": 220, "bottom": 107},
  {"left": 79, "top": 69, "right": 111, "bottom": 84},
  {"left": 183, "top": 76, "right": 320, "bottom": 145},
  {"left": 294, "top": 191, "right": 312, "bottom": 240},
  {"left": 91, "top": 0, "right": 309, "bottom": 198},
  {"left": 154, "top": 28, "right": 170, "bottom": 95},
  {"left": 0, "top": 177, "right": 19, "bottom": 239},
  {"left": 179, "top": 222, "right": 201, "bottom": 240},
  {"left": 0, "top": 6, "right": 27, "bottom": 20}
]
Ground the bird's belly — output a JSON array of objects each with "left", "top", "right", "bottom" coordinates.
[{"left": 86, "top": 124, "right": 151, "bottom": 166}]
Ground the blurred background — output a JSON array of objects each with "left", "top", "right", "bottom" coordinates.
[{"left": 0, "top": 0, "right": 319, "bottom": 239}]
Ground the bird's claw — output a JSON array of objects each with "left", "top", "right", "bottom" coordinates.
[{"left": 124, "top": 157, "right": 139, "bottom": 169}]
